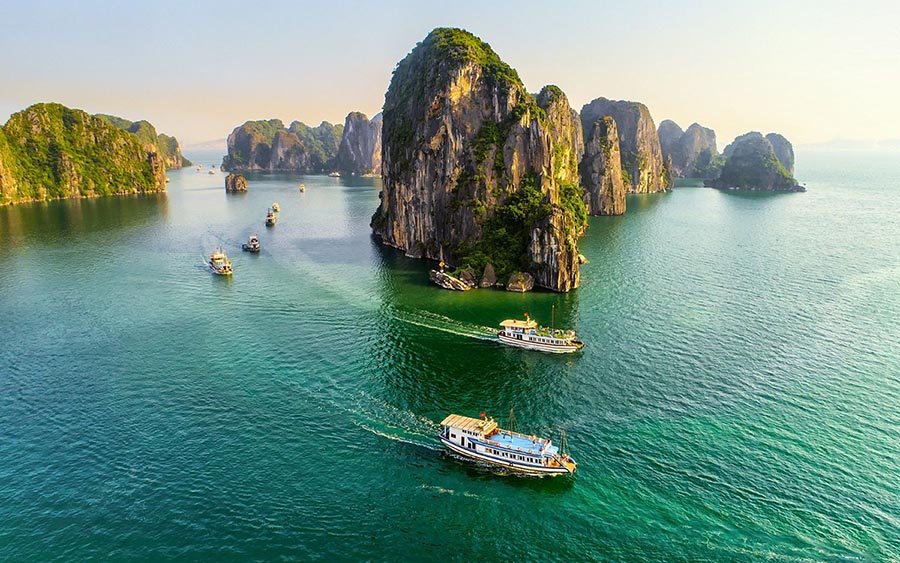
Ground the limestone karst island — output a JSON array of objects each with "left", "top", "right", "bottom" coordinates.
[{"left": 2, "top": 4, "right": 896, "bottom": 562}]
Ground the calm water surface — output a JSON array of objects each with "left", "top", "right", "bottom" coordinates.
[{"left": 1, "top": 150, "right": 898, "bottom": 561}]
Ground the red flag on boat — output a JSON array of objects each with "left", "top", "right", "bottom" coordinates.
[{"left": 480, "top": 412, "right": 486, "bottom": 419}]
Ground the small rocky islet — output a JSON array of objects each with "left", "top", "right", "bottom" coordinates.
[
  {"left": 224, "top": 172, "right": 248, "bottom": 192},
  {"left": 1, "top": 27, "right": 804, "bottom": 294}
]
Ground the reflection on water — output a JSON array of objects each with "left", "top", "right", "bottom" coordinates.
[{"left": 0, "top": 193, "right": 168, "bottom": 250}]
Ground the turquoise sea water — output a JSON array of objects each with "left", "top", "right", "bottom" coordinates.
[{"left": 1, "top": 150, "right": 898, "bottom": 561}]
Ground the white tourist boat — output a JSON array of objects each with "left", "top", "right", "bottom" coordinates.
[
  {"left": 328, "top": 171, "right": 340, "bottom": 177},
  {"left": 439, "top": 411, "right": 577, "bottom": 476},
  {"left": 208, "top": 248, "right": 232, "bottom": 275},
  {"left": 497, "top": 312, "right": 584, "bottom": 353}
]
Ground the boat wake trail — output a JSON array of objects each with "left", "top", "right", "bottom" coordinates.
[
  {"left": 198, "top": 228, "right": 243, "bottom": 253},
  {"left": 392, "top": 309, "right": 497, "bottom": 342},
  {"left": 355, "top": 423, "right": 440, "bottom": 451},
  {"left": 328, "top": 392, "right": 442, "bottom": 451}
]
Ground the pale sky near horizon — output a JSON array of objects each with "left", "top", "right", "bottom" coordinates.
[{"left": 2, "top": 0, "right": 898, "bottom": 149}]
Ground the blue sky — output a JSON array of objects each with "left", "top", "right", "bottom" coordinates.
[{"left": 2, "top": 0, "right": 898, "bottom": 147}]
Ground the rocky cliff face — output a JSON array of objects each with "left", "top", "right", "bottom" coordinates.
[
  {"left": 711, "top": 132, "right": 802, "bottom": 191},
  {"left": 765, "top": 133, "right": 795, "bottom": 174},
  {"left": 657, "top": 119, "right": 684, "bottom": 174},
  {"left": 658, "top": 119, "right": 721, "bottom": 178},
  {"left": 222, "top": 119, "right": 343, "bottom": 173},
  {"left": 580, "top": 97, "right": 670, "bottom": 193},
  {"left": 579, "top": 116, "right": 625, "bottom": 215},
  {"left": 95, "top": 114, "right": 191, "bottom": 169},
  {"left": 0, "top": 103, "right": 166, "bottom": 206},
  {"left": 679, "top": 123, "right": 720, "bottom": 178},
  {"left": 371, "top": 28, "right": 586, "bottom": 292},
  {"left": 337, "top": 112, "right": 382, "bottom": 175}
]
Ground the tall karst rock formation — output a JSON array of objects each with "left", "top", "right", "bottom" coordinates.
[
  {"left": 657, "top": 119, "right": 720, "bottom": 179},
  {"left": 580, "top": 98, "right": 670, "bottom": 194},
  {"left": 337, "top": 112, "right": 382, "bottom": 175},
  {"left": 579, "top": 116, "right": 625, "bottom": 215},
  {"left": 371, "top": 28, "right": 587, "bottom": 292}
]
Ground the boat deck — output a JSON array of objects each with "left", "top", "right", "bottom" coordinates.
[{"left": 482, "top": 429, "right": 559, "bottom": 457}]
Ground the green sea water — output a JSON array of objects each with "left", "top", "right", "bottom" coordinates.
[{"left": 1, "top": 150, "right": 898, "bottom": 561}]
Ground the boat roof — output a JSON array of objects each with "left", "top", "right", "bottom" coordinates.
[
  {"left": 500, "top": 319, "right": 537, "bottom": 329},
  {"left": 483, "top": 429, "right": 560, "bottom": 457},
  {"left": 441, "top": 414, "right": 498, "bottom": 434}
]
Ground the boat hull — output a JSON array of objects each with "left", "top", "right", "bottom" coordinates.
[
  {"left": 440, "top": 437, "right": 573, "bottom": 475},
  {"left": 497, "top": 332, "right": 583, "bottom": 354}
]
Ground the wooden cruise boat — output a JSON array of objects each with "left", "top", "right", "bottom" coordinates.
[
  {"left": 208, "top": 248, "right": 233, "bottom": 275},
  {"left": 439, "top": 411, "right": 576, "bottom": 476},
  {"left": 497, "top": 312, "right": 583, "bottom": 353}
]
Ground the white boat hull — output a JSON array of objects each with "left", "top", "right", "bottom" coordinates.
[
  {"left": 440, "top": 437, "right": 573, "bottom": 475},
  {"left": 497, "top": 332, "right": 581, "bottom": 354}
]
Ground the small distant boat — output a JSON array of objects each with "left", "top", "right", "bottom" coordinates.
[
  {"left": 328, "top": 171, "right": 340, "bottom": 178},
  {"left": 208, "top": 248, "right": 233, "bottom": 275},
  {"left": 242, "top": 234, "right": 260, "bottom": 253},
  {"left": 299, "top": 183, "right": 306, "bottom": 192},
  {"left": 271, "top": 201, "right": 280, "bottom": 212},
  {"left": 497, "top": 311, "right": 583, "bottom": 353},
  {"left": 208, "top": 170, "right": 215, "bottom": 175},
  {"left": 165, "top": 177, "right": 171, "bottom": 183},
  {"left": 439, "top": 410, "right": 577, "bottom": 476},
  {"left": 265, "top": 208, "right": 277, "bottom": 227}
]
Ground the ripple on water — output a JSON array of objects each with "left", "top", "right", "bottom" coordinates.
[{"left": 2, "top": 155, "right": 900, "bottom": 561}]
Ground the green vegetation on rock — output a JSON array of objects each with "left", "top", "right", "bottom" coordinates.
[
  {"left": 0, "top": 103, "right": 165, "bottom": 205},
  {"left": 222, "top": 119, "right": 343, "bottom": 173},
  {"left": 711, "top": 132, "right": 800, "bottom": 191},
  {"left": 222, "top": 119, "right": 284, "bottom": 169},
  {"left": 458, "top": 174, "right": 551, "bottom": 280},
  {"left": 426, "top": 27, "right": 522, "bottom": 89},
  {"left": 289, "top": 121, "right": 343, "bottom": 171},
  {"left": 560, "top": 183, "right": 588, "bottom": 233},
  {"left": 95, "top": 114, "right": 191, "bottom": 169}
]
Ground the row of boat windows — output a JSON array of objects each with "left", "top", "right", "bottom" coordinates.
[
  {"left": 486, "top": 447, "right": 534, "bottom": 463},
  {"left": 529, "top": 336, "right": 561, "bottom": 344},
  {"left": 508, "top": 332, "right": 561, "bottom": 344}
]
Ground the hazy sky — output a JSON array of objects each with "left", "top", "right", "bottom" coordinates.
[{"left": 2, "top": 0, "right": 898, "bottom": 148}]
